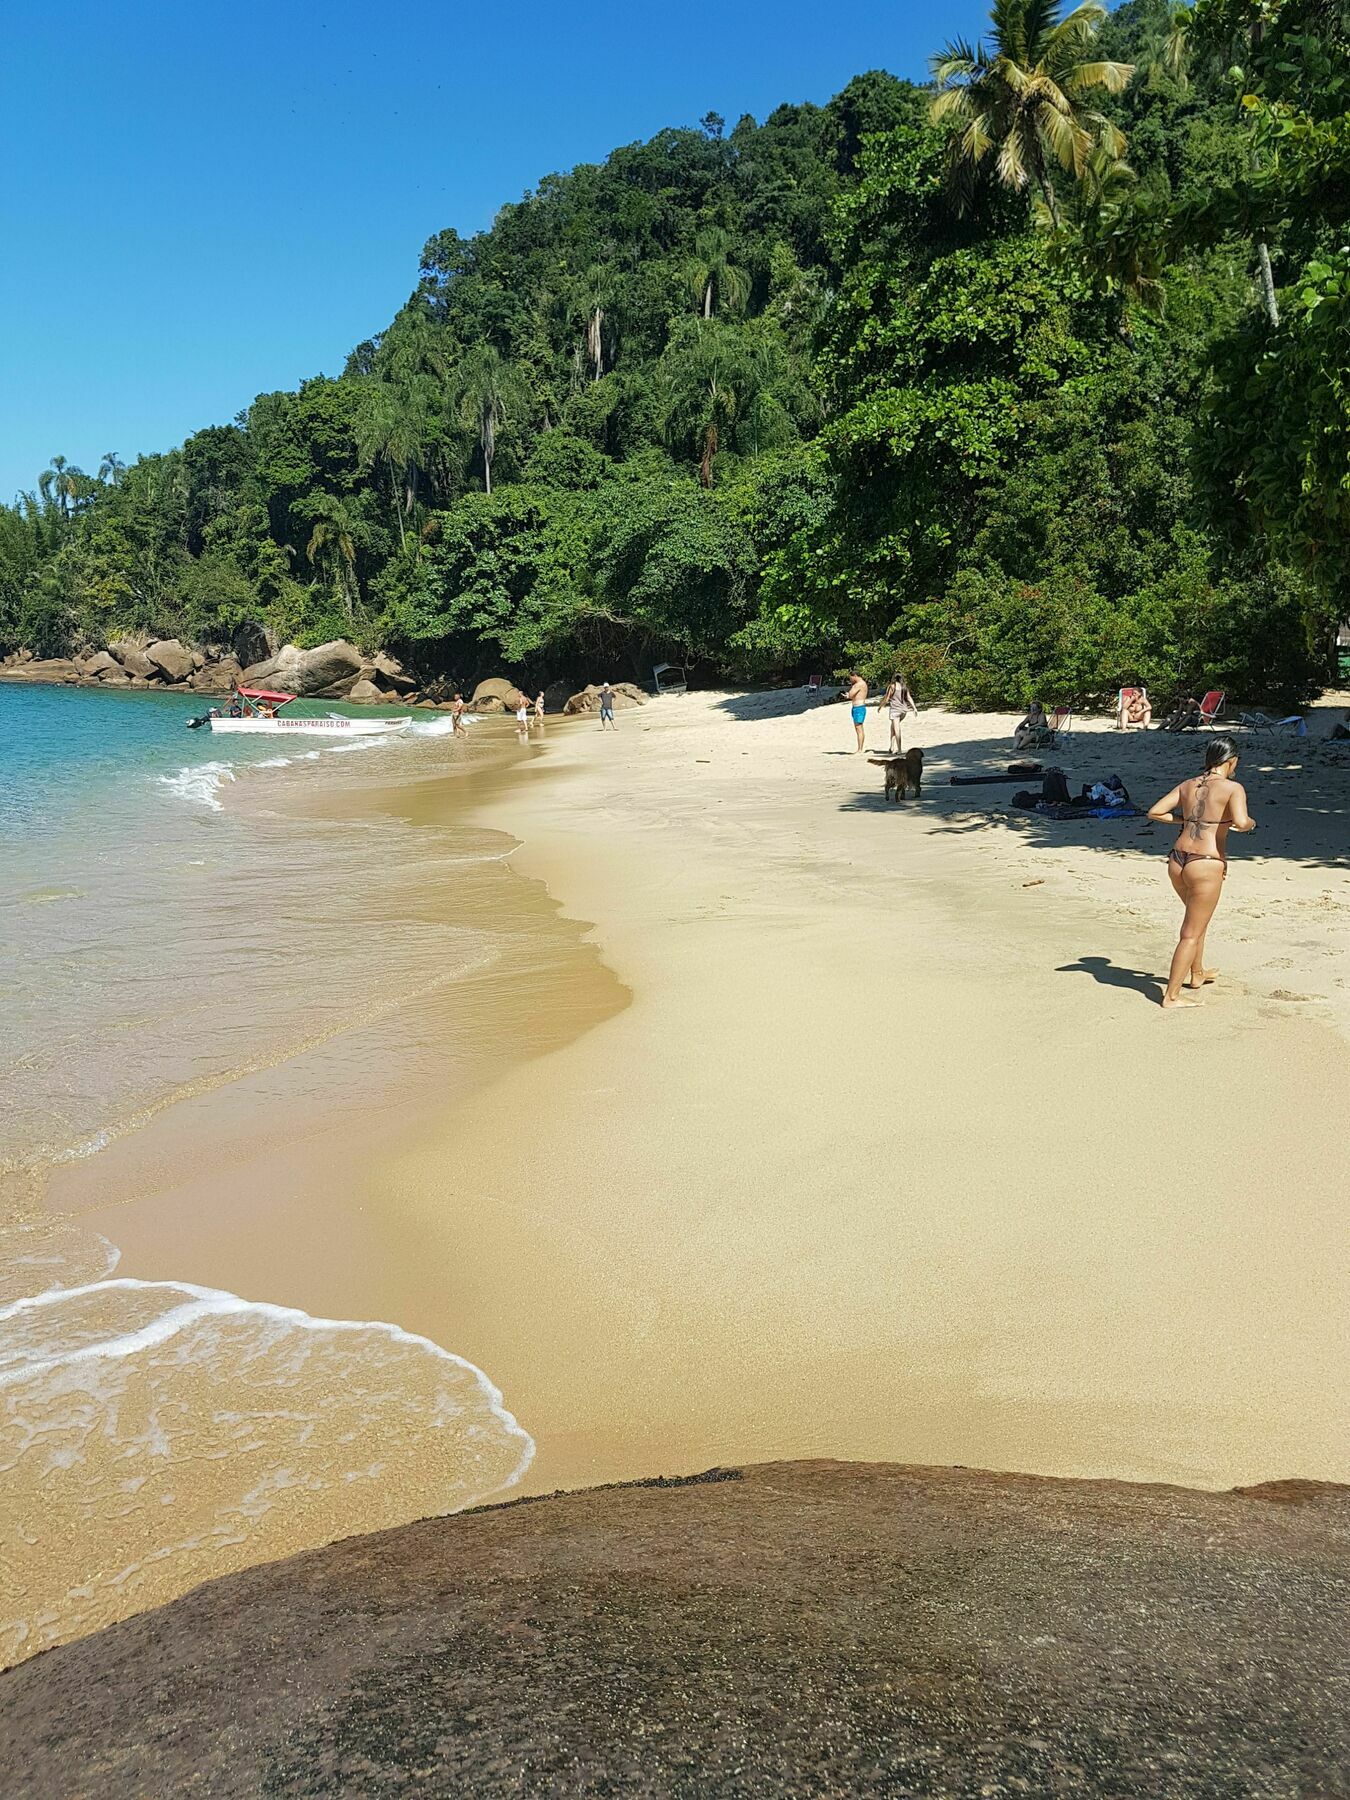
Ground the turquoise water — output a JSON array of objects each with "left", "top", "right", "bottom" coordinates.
[
  {"left": 0, "top": 681, "right": 541, "bottom": 1665},
  {"left": 0, "top": 682, "right": 483, "bottom": 1177}
]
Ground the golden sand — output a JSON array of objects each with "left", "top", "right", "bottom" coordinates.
[{"left": 26, "top": 693, "right": 1350, "bottom": 1655}]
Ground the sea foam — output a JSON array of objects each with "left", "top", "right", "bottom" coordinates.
[{"left": 0, "top": 1271, "right": 534, "bottom": 1665}]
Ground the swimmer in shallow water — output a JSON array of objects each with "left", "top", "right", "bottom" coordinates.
[{"left": 1146, "top": 736, "right": 1256, "bottom": 1008}]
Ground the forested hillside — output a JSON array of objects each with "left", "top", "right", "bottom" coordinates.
[{"left": 2, "top": 0, "right": 1345, "bottom": 705}]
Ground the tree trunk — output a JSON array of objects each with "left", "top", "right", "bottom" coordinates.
[
  {"left": 699, "top": 422, "right": 718, "bottom": 489},
  {"left": 1035, "top": 166, "right": 1063, "bottom": 231},
  {"left": 1255, "top": 239, "right": 1280, "bottom": 327},
  {"left": 703, "top": 278, "right": 714, "bottom": 320},
  {"left": 390, "top": 469, "right": 406, "bottom": 552}
]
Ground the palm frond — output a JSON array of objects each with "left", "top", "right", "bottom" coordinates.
[
  {"left": 1065, "top": 58, "right": 1135, "bottom": 94},
  {"left": 996, "top": 127, "right": 1031, "bottom": 189},
  {"left": 931, "top": 86, "right": 975, "bottom": 122}
]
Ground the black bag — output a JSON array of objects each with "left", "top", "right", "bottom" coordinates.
[{"left": 1041, "top": 769, "right": 1072, "bottom": 806}]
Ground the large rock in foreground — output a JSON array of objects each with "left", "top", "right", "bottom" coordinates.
[
  {"left": 3, "top": 1461, "right": 1345, "bottom": 1798},
  {"left": 239, "top": 639, "right": 365, "bottom": 697}
]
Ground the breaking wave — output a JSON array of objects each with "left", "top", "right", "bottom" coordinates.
[{"left": 0, "top": 1246, "right": 534, "bottom": 1667}]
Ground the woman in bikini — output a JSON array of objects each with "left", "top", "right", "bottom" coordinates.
[
  {"left": 880, "top": 673, "right": 917, "bottom": 751},
  {"left": 1147, "top": 737, "right": 1255, "bottom": 1009}
]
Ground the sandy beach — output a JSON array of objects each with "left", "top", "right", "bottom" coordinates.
[{"left": 32, "top": 688, "right": 1350, "bottom": 1655}]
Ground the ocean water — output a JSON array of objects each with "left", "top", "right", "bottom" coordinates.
[{"left": 0, "top": 683, "right": 539, "bottom": 1664}]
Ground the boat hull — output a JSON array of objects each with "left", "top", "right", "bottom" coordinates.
[{"left": 206, "top": 716, "right": 412, "bottom": 735}]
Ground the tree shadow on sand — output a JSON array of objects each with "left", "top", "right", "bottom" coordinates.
[{"left": 830, "top": 715, "right": 1350, "bottom": 872}]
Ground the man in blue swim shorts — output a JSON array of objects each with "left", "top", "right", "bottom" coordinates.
[{"left": 843, "top": 671, "right": 869, "bottom": 751}]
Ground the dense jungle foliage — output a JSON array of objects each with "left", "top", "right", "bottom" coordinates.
[{"left": 2, "top": 0, "right": 1346, "bottom": 705}]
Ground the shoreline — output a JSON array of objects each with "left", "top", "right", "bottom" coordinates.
[{"left": 22, "top": 686, "right": 1350, "bottom": 1659}]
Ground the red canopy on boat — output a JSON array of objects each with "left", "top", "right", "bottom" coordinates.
[{"left": 236, "top": 688, "right": 296, "bottom": 703}]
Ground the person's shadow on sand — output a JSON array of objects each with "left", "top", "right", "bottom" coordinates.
[{"left": 1057, "top": 955, "right": 1162, "bottom": 1002}]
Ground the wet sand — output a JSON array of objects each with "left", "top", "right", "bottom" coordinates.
[{"left": 32, "top": 693, "right": 1350, "bottom": 1652}]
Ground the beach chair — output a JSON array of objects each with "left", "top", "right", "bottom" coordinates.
[
  {"left": 1239, "top": 709, "right": 1306, "bottom": 738},
  {"left": 1049, "top": 705, "right": 1073, "bottom": 735},
  {"left": 1195, "top": 689, "right": 1226, "bottom": 729},
  {"left": 805, "top": 673, "right": 823, "bottom": 697},
  {"left": 1114, "top": 686, "right": 1149, "bottom": 729}
]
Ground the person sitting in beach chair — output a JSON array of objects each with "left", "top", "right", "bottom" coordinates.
[
  {"left": 1014, "top": 701, "right": 1055, "bottom": 750},
  {"left": 1115, "top": 685, "right": 1152, "bottom": 730}
]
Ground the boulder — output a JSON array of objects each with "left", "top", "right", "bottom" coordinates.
[
  {"left": 83, "top": 651, "right": 125, "bottom": 680},
  {"left": 346, "top": 679, "right": 385, "bottom": 704},
  {"left": 472, "top": 677, "right": 527, "bottom": 710},
  {"left": 231, "top": 621, "right": 277, "bottom": 669},
  {"left": 145, "top": 639, "right": 195, "bottom": 682},
  {"left": 19, "top": 658, "right": 81, "bottom": 683},
  {"left": 190, "top": 650, "right": 205, "bottom": 671},
  {"left": 473, "top": 695, "right": 506, "bottom": 714},
  {"left": 190, "top": 657, "right": 242, "bottom": 695},
  {"left": 563, "top": 681, "right": 647, "bottom": 715},
  {"left": 372, "top": 651, "right": 417, "bottom": 694},
  {"left": 241, "top": 640, "right": 365, "bottom": 698},
  {"left": 541, "top": 680, "right": 571, "bottom": 715},
  {"left": 98, "top": 666, "right": 132, "bottom": 686},
  {"left": 109, "top": 642, "right": 156, "bottom": 679}
]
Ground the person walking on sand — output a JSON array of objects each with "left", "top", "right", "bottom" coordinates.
[
  {"left": 599, "top": 681, "right": 616, "bottom": 729},
  {"left": 534, "top": 690, "right": 545, "bottom": 726},
  {"left": 450, "top": 693, "right": 466, "bottom": 734},
  {"left": 515, "top": 694, "right": 531, "bottom": 738},
  {"left": 1147, "top": 737, "right": 1255, "bottom": 1009},
  {"left": 880, "top": 673, "right": 917, "bottom": 752},
  {"left": 843, "top": 672, "right": 868, "bottom": 751}
]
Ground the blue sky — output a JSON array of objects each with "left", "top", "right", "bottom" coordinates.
[{"left": 0, "top": 0, "right": 992, "bottom": 503}]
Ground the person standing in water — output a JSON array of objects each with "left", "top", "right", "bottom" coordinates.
[
  {"left": 599, "top": 681, "right": 616, "bottom": 729},
  {"left": 450, "top": 693, "right": 466, "bottom": 734},
  {"left": 534, "top": 690, "right": 545, "bottom": 726},
  {"left": 1147, "top": 738, "right": 1255, "bottom": 1008},
  {"left": 843, "top": 672, "right": 868, "bottom": 751},
  {"left": 880, "top": 673, "right": 916, "bottom": 752}
]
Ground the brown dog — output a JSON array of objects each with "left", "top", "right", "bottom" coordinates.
[{"left": 870, "top": 747, "right": 924, "bottom": 801}]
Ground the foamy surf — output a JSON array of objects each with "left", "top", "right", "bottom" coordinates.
[
  {"left": 160, "top": 760, "right": 235, "bottom": 810},
  {"left": 0, "top": 1266, "right": 534, "bottom": 1666}
]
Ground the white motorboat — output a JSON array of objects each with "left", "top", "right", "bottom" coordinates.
[{"left": 187, "top": 687, "right": 412, "bottom": 735}]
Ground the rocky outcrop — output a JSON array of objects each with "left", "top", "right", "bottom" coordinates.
[
  {"left": 472, "top": 676, "right": 526, "bottom": 710},
  {"left": 239, "top": 640, "right": 365, "bottom": 698},
  {"left": 2, "top": 1461, "right": 1346, "bottom": 1799},
  {"left": 189, "top": 657, "right": 243, "bottom": 695},
  {"left": 145, "top": 639, "right": 195, "bottom": 682},
  {"left": 564, "top": 680, "right": 647, "bottom": 714},
  {"left": 108, "top": 642, "right": 156, "bottom": 679},
  {"left": 81, "top": 651, "right": 125, "bottom": 680},
  {"left": 372, "top": 651, "right": 417, "bottom": 694},
  {"left": 0, "top": 635, "right": 417, "bottom": 705},
  {"left": 12, "top": 658, "right": 81, "bottom": 683}
]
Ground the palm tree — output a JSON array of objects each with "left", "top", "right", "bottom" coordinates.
[
  {"left": 684, "top": 228, "right": 751, "bottom": 319},
  {"left": 354, "top": 379, "right": 428, "bottom": 551},
  {"left": 453, "top": 344, "right": 528, "bottom": 495},
  {"left": 571, "top": 266, "right": 614, "bottom": 382},
  {"left": 303, "top": 494, "right": 361, "bottom": 620},
  {"left": 930, "top": 0, "right": 1134, "bottom": 227},
  {"left": 98, "top": 451, "right": 125, "bottom": 486},
  {"left": 40, "top": 454, "right": 82, "bottom": 524}
]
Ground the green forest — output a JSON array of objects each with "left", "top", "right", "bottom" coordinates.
[{"left": 2, "top": 0, "right": 1346, "bottom": 706}]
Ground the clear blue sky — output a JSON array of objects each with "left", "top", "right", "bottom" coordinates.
[{"left": 0, "top": 0, "right": 991, "bottom": 503}]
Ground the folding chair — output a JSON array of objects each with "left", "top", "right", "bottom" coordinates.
[{"left": 1195, "top": 689, "right": 1226, "bottom": 729}]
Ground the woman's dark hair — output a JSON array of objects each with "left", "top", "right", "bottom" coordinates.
[{"left": 1204, "top": 736, "right": 1238, "bottom": 770}]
